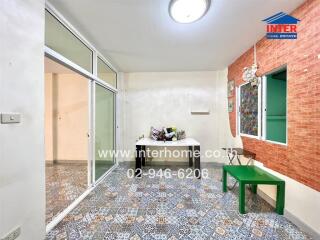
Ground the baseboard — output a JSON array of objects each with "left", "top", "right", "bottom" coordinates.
[
  {"left": 257, "top": 189, "right": 320, "bottom": 239},
  {"left": 257, "top": 189, "right": 276, "bottom": 207},
  {"left": 45, "top": 160, "right": 87, "bottom": 165}
]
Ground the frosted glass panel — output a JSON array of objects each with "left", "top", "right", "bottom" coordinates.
[
  {"left": 95, "top": 85, "right": 115, "bottom": 180},
  {"left": 45, "top": 10, "right": 93, "bottom": 73},
  {"left": 97, "top": 57, "right": 117, "bottom": 88},
  {"left": 240, "top": 83, "right": 258, "bottom": 136}
]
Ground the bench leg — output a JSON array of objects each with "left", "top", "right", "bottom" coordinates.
[
  {"left": 239, "top": 182, "right": 246, "bottom": 214},
  {"left": 276, "top": 183, "right": 285, "bottom": 215},
  {"left": 222, "top": 168, "right": 227, "bottom": 192},
  {"left": 251, "top": 184, "right": 257, "bottom": 194}
]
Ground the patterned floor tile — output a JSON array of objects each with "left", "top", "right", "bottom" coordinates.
[
  {"left": 46, "top": 162, "right": 312, "bottom": 240},
  {"left": 46, "top": 163, "right": 87, "bottom": 224}
]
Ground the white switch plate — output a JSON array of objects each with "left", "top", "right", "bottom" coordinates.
[
  {"left": 190, "top": 109, "right": 210, "bottom": 115},
  {"left": 1, "top": 113, "right": 21, "bottom": 124}
]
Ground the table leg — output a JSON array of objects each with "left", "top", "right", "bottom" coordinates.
[
  {"left": 236, "top": 154, "right": 242, "bottom": 165},
  {"left": 223, "top": 168, "right": 227, "bottom": 192},
  {"left": 142, "top": 145, "right": 146, "bottom": 167},
  {"left": 239, "top": 182, "right": 246, "bottom": 214},
  {"left": 228, "top": 152, "right": 235, "bottom": 165},
  {"left": 226, "top": 151, "right": 239, "bottom": 190},
  {"left": 194, "top": 145, "right": 201, "bottom": 179},
  {"left": 246, "top": 157, "right": 253, "bottom": 166},
  {"left": 276, "top": 183, "right": 285, "bottom": 215},
  {"left": 188, "top": 146, "right": 193, "bottom": 167},
  {"left": 135, "top": 145, "right": 142, "bottom": 177}
]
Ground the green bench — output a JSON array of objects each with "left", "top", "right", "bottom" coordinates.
[{"left": 222, "top": 165, "right": 285, "bottom": 215}]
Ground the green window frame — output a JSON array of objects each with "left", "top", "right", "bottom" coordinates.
[{"left": 264, "top": 68, "right": 287, "bottom": 144}]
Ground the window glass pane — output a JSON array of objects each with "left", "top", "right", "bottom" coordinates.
[
  {"left": 45, "top": 10, "right": 93, "bottom": 73},
  {"left": 95, "top": 85, "right": 115, "bottom": 180},
  {"left": 240, "top": 83, "right": 258, "bottom": 136},
  {"left": 44, "top": 56, "right": 89, "bottom": 224},
  {"left": 97, "top": 57, "right": 117, "bottom": 88}
]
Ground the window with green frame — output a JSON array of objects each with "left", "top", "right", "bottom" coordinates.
[{"left": 265, "top": 68, "right": 287, "bottom": 144}]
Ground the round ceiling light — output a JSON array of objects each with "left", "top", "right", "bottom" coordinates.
[{"left": 169, "top": 0, "right": 210, "bottom": 24}]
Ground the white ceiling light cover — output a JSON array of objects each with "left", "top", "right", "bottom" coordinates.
[{"left": 169, "top": 0, "right": 210, "bottom": 23}]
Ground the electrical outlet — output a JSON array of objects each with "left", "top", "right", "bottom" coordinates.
[{"left": 1, "top": 227, "right": 21, "bottom": 240}]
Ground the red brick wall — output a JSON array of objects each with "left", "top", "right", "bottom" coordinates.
[{"left": 228, "top": 0, "right": 320, "bottom": 191}]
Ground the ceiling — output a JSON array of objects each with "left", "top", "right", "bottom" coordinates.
[{"left": 48, "top": 0, "right": 304, "bottom": 72}]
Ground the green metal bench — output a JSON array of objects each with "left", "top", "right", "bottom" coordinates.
[{"left": 222, "top": 165, "right": 285, "bottom": 215}]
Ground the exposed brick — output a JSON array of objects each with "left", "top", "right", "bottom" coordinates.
[{"left": 228, "top": 0, "right": 320, "bottom": 191}]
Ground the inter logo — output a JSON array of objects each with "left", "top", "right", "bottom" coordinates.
[{"left": 262, "top": 12, "right": 300, "bottom": 39}]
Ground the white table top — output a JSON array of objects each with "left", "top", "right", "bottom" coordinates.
[{"left": 136, "top": 137, "right": 200, "bottom": 146}]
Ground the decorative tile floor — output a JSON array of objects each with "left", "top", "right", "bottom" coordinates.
[
  {"left": 46, "top": 163, "right": 88, "bottom": 224},
  {"left": 46, "top": 162, "right": 312, "bottom": 240}
]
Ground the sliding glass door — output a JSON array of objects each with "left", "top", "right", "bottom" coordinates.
[
  {"left": 95, "top": 84, "right": 115, "bottom": 180},
  {"left": 45, "top": 7, "right": 118, "bottom": 230},
  {"left": 44, "top": 56, "right": 90, "bottom": 225}
]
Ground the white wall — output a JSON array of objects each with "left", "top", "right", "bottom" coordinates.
[
  {"left": 121, "top": 70, "right": 239, "bottom": 162},
  {"left": 45, "top": 73, "right": 54, "bottom": 162},
  {"left": 0, "top": 0, "right": 45, "bottom": 239},
  {"left": 45, "top": 73, "right": 88, "bottom": 162},
  {"left": 253, "top": 161, "right": 320, "bottom": 238}
]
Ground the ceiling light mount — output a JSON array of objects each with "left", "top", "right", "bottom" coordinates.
[{"left": 169, "top": 0, "right": 211, "bottom": 24}]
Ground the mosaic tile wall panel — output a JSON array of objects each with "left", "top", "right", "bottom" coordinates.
[
  {"left": 46, "top": 162, "right": 312, "bottom": 240},
  {"left": 240, "top": 83, "right": 258, "bottom": 136},
  {"left": 46, "top": 163, "right": 88, "bottom": 224}
]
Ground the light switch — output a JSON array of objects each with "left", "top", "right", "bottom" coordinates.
[{"left": 1, "top": 113, "right": 21, "bottom": 124}]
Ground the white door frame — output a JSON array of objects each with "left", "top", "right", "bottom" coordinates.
[{"left": 44, "top": 3, "right": 120, "bottom": 232}]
